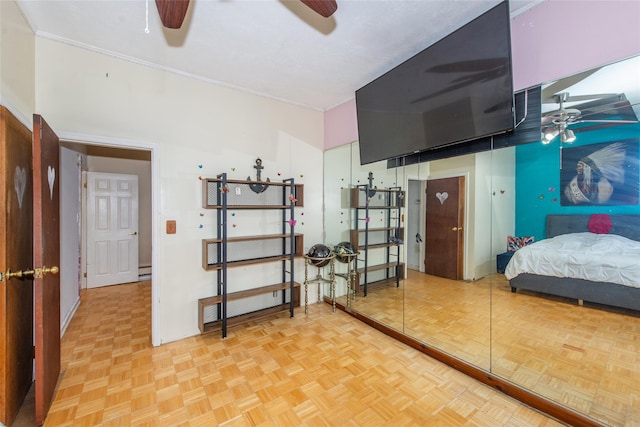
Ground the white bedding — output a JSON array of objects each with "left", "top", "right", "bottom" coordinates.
[{"left": 504, "top": 232, "right": 640, "bottom": 289}]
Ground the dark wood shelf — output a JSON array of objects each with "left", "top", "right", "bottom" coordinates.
[
  {"left": 202, "top": 178, "right": 304, "bottom": 209},
  {"left": 353, "top": 263, "right": 405, "bottom": 292},
  {"left": 350, "top": 184, "right": 404, "bottom": 296},
  {"left": 349, "top": 186, "right": 405, "bottom": 209},
  {"left": 200, "top": 173, "right": 302, "bottom": 337},
  {"left": 198, "top": 283, "right": 301, "bottom": 333},
  {"left": 355, "top": 262, "right": 405, "bottom": 275},
  {"left": 202, "top": 234, "right": 303, "bottom": 271},
  {"left": 203, "top": 254, "right": 300, "bottom": 271},
  {"left": 350, "top": 228, "right": 404, "bottom": 249},
  {"left": 355, "top": 242, "right": 399, "bottom": 250}
]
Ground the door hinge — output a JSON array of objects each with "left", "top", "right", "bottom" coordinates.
[{"left": 84, "top": 272, "right": 87, "bottom": 278}]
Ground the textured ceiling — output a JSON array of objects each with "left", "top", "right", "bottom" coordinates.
[{"left": 17, "top": 0, "right": 543, "bottom": 111}]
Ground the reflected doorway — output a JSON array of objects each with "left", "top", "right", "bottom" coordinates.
[{"left": 425, "top": 176, "right": 465, "bottom": 280}]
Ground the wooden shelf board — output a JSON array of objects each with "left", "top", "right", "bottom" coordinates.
[
  {"left": 356, "top": 242, "right": 401, "bottom": 250},
  {"left": 353, "top": 226, "right": 397, "bottom": 233},
  {"left": 201, "top": 303, "right": 296, "bottom": 334},
  {"left": 356, "top": 262, "right": 405, "bottom": 274},
  {"left": 204, "top": 233, "right": 301, "bottom": 243},
  {"left": 203, "top": 205, "right": 296, "bottom": 210},
  {"left": 352, "top": 205, "right": 402, "bottom": 210},
  {"left": 199, "top": 281, "right": 302, "bottom": 307},
  {"left": 202, "top": 178, "right": 291, "bottom": 187},
  {"left": 204, "top": 255, "right": 298, "bottom": 270}
]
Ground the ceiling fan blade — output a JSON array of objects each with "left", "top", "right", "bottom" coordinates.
[
  {"left": 300, "top": 0, "right": 338, "bottom": 17},
  {"left": 541, "top": 68, "right": 602, "bottom": 103},
  {"left": 577, "top": 97, "right": 638, "bottom": 121},
  {"left": 568, "top": 101, "right": 639, "bottom": 133},
  {"left": 572, "top": 120, "right": 638, "bottom": 134},
  {"left": 155, "top": 0, "right": 190, "bottom": 29},
  {"left": 563, "top": 93, "right": 620, "bottom": 103}
]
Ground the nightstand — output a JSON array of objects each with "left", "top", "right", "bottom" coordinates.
[{"left": 496, "top": 252, "right": 514, "bottom": 274}]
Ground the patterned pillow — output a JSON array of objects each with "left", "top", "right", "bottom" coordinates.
[{"left": 507, "top": 236, "right": 535, "bottom": 252}]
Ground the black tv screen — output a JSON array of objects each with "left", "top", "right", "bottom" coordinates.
[{"left": 356, "top": 1, "right": 514, "bottom": 165}]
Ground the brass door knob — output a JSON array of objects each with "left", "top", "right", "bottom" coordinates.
[
  {"left": 5, "top": 269, "right": 35, "bottom": 279},
  {"left": 41, "top": 266, "right": 59, "bottom": 276},
  {"left": 2, "top": 265, "right": 59, "bottom": 281}
]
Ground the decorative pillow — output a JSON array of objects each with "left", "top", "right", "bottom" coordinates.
[
  {"left": 507, "top": 236, "right": 535, "bottom": 252},
  {"left": 588, "top": 214, "right": 612, "bottom": 234}
]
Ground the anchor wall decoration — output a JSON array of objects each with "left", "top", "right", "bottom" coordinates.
[
  {"left": 367, "top": 171, "right": 377, "bottom": 197},
  {"left": 247, "top": 158, "right": 271, "bottom": 194}
]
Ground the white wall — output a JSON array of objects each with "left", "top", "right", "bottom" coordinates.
[
  {"left": 488, "top": 147, "right": 515, "bottom": 260},
  {"left": 35, "top": 38, "right": 324, "bottom": 343},
  {"left": 60, "top": 147, "right": 83, "bottom": 333},
  {"left": 0, "top": 0, "right": 35, "bottom": 123}
]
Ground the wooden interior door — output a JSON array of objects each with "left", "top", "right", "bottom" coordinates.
[
  {"left": 33, "top": 114, "right": 61, "bottom": 426},
  {"left": 0, "top": 107, "right": 34, "bottom": 426},
  {"left": 424, "top": 176, "right": 465, "bottom": 280}
]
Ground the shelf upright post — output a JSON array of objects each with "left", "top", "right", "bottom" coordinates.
[
  {"left": 391, "top": 186, "right": 402, "bottom": 287},
  {"left": 363, "top": 184, "right": 370, "bottom": 297},
  {"left": 385, "top": 189, "right": 391, "bottom": 282},
  {"left": 283, "top": 178, "right": 295, "bottom": 317},
  {"left": 217, "top": 173, "right": 228, "bottom": 338}
]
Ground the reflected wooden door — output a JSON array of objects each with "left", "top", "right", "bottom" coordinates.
[
  {"left": 425, "top": 176, "right": 464, "bottom": 280},
  {"left": 0, "top": 107, "right": 34, "bottom": 426},
  {"left": 33, "top": 114, "right": 61, "bottom": 426}
]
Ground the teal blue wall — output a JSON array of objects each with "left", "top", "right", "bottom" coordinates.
[{"left": 515, "top": 124, "right": 640, "bottom": 240}]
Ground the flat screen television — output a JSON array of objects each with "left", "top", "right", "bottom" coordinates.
[{"left": 356, "top": 1, "right": 515, "bottom": 165}]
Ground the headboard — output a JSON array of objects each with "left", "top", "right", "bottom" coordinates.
[{"left": 546, "top": 215, "right": 640, "bottom": 242}]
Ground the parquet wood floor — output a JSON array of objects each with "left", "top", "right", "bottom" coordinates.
[
  {"left": 39, "top": 280, "right": 565, "bottom": 426},
  {"left": 337, "top": 270, "right": 640, "bottom": 427}
]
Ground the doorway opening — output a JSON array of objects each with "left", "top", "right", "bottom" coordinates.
[{"left": 59, "top": 134, "right": 160, "bottom": 347}]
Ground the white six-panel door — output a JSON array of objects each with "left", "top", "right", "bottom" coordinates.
[{"left": 87, "top": 172, "right": 139, "bottom": 288}]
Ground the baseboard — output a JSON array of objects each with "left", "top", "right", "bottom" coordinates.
[
  {"left": 138, "top": 265, "right": 152, "bottom": 276},
  {"left": 61, "top": 297, "right": 81, "bottom": 337}
]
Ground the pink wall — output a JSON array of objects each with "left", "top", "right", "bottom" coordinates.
[
  {"left": 324, "top": 99, "right": 357, "bottom": 150},
  {"left": 324, "top": 0, "right": 640, "bottom": 150}
]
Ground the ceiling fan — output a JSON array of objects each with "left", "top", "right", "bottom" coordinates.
[
  {"left": 541, "top": 91, "right": 639, "bottom": 144},
  {"left": 154, "top": 0, "right": 338, "bottom": 29}
]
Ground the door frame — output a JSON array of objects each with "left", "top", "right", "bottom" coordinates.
[
  {"left": 425, "top": 172, "right": 469, "bottom": 280},
  {"left": 58, "top": 132, "right": 161, "bottom": 346},
  {"left": 407, "top": 179, "right": 427, "bottom": 272}
]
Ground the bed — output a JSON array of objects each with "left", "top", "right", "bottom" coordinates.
[{"left": 505, "top": 214, "right": 640, "bottom": 312}]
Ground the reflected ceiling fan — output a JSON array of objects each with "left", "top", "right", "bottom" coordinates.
[
  {"left": 154, "top": 0, "right": 338, "bottom": 29},
  {"left": 541, "top": 91, "right": 639, "bottom": 144}
]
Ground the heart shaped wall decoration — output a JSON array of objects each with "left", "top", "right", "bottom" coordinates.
[
  {"left": 14, "top": 166, "right": 26, "bottom": 209},
  {"left": 436, "top": 191, "right": 448, "bottom": 205},
  {"left": 48, "top": 166, "right": 56, "bottom": 200}
]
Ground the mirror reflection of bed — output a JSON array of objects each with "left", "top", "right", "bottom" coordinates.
[
  {"left": 507, "top": 214, "right": 640, "bottom": 311},
  {"left": 324, "top": 54, "right": 640, "bottom": 426}
]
